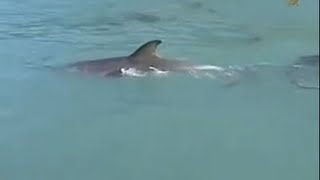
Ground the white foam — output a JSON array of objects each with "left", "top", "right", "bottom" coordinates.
[
  {"left": 188, "top": 65, "right": 225, "bottom": 71},
  {"left": 187, "top": 70, "right": 218, "bottom": 79},
  {"left": 119, "top": 67, "right": 170, "bottom": 78},
  {"left": 148, "top": 66, "right": 169, "bottom": 77},
  {"left": 120, "top": 68, "right": 146, "bottom": 77},
  {"left": 118, "top": 65, "right": 226, "bottom": 79}
]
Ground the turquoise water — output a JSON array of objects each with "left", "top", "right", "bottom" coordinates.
[{"left": 0, "top": 0, "right": 319, "bottom": 180}]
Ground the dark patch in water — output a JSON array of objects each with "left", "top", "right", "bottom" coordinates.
[
  {"left": 247, "top": 36, "right": 263, "bottom": 44},
  {"left": 286, "top": 55, "right": 319, "bottom": 90},
  {"left": 182, "top": 1, "right": 218, "bottom": 14},
  {"left": 106, "top": 21, "right": 123, "bottom": 26},
  {"left": 185, "top": 1, "right": 204, "bottom": 9},
  {"left": 207, "top": 8, "right": 217, "bottom": 14},
  {"left": 126, "top": 12, "right": 161, "bottom": 23}
]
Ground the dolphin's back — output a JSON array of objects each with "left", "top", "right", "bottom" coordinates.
[
  {"left": 67, "top": 56, "right": 131, "bottom": 74},
  {"left": 62, "top": 39, "right": 193, "bottom": 76}
]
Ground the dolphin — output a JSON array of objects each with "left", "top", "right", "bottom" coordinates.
[
  {"left": 64, "top": 40, "right": 211, "bottom": 77},
  {"left": 286, "top": 55, "right": 319, "bottom": 90},
  {"left": 291, "top": 55, "right": 319, "bottom": 67}
]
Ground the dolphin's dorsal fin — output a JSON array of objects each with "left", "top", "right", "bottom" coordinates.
[{"left": 129, "top": 40, "right": 162, "bottom": 60}]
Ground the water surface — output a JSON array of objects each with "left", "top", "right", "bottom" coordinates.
[{"left": 0, "top": 0, "right": 319, "bottom": 180}]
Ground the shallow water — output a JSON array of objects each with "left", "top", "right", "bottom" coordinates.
[{"left": 0, "top": 0, "right": 319, "bottom": 180}]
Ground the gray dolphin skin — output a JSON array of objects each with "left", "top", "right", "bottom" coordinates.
[{"left": 65, "top": 40, "right": 193, "bottom": 77}]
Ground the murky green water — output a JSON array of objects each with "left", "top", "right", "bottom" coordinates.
[{"left": 0, "top": 0, "right": 318, "bottom": 180}]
